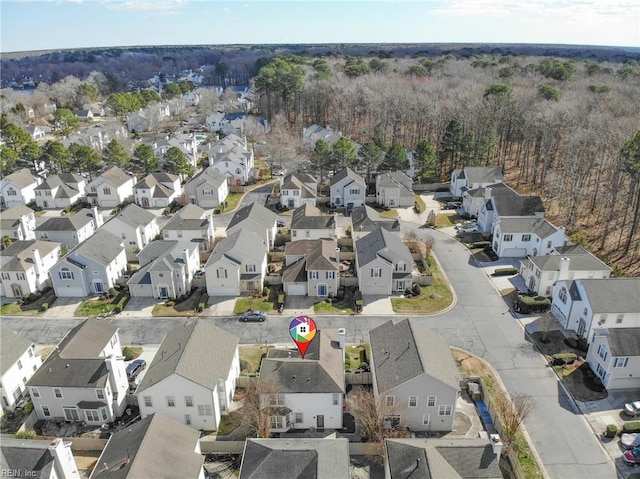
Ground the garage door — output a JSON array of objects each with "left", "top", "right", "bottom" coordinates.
[
  {"left": 207, "top": 287, "right": 240, "bottom": 296},
  {"left": 56, "top": 285, "right": 85, "bottom": 297},
  {"left": 502, "top": 248, "right": 527, "bottom": 258},
  {"left": 611, "top": 377, "right": 640, "bottom": 390},
  {"left": 363, "top": 285, "right": 390, "bottom": 295},
  {"left": 286, "top": 283, "right": 307, "bottom": 296}
]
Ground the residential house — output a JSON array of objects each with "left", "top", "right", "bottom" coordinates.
[
  {"left": 461, "top": 183, "right": 518, "bottom": 218},
  {"left": 492, "top": 217, "right": 567, "bottom": 258},
  {"left": 136, "top": 320, "right": 240, "bottom": 431},
  {"left": 1, "top": 326, "right": 42, "bottom": 412},
  {"left": 586, "top": 328, "right": 640, "bottom": 390},
  {"left": 100, "top": 203, "right": 159, "bottom": 260},
  {"left": 385, "top": 437, "right": 504, "bottom": 479},
  {"left": 450, "top": 166, "right": 503, "bottom": 198},
  {"left": 370, "top": 320, "right": 460, "bottom": 432},
  {"left": 0, "top": 240, "right": 61, "bottom": 298},
  {"left": 134, "top": 172, "right": 182, "bottom": 208},
  {"left": 63, "top": 123, "right": 128, "bottom": 152},
  {"left": 351, "top": 205, "right": 401, "bottom": 241},
  {"left": 239, "top": 438, "right": 350, "bottom": 479},
  {"left": 476, "top": 194, "right": 545, "bottom": 234},
  {"left": 0, "top": 168, "right": 40, "bottom": 209},
  {"left": 128, "top": 241, "right": 199, "bottom": 299},
  {"left": 208, "top": 133, "right": 255, "bottom": 186},
  {"left": 0, "top": 438, "right": 80, "bottom": 479},
  {"left": 85, "top": 166, "right": 135, "bottom": 208},
  {"left": 204, "top": 231, "right": 268, "bottom": 296},
  {"left": 551, "top": 278, "right": 640, "bottom": 342},
  {"left": 226, "top": 203, "right": 277, "bottom": 248},
  {"left": 302, "top": 124, "right": 342, "bottom": 148},
  {"left": 282, "top": 239, "right": 340, "bottom": 297},
  {"left": 355, "top": 227, "right": 413, "bottom": 295},
  {"left": 280, "top": 173, "right": 318, "bottom": 209},
  {"left": 162, "top": 204, "right": 214, "bottom": 252},
  {"left": 73, "top": 109, "right": 94, "bottom": 122},
  {"left": 89, "top": 413, "right": 205, "bottom": 479},
  {"left": 376, "top": 171, "right": 414, "bottom": 208},
  {"left": 153, "top": 133, "right": 198, "bottom": 169},
  {"left": 49, "top": 230, "right": 127, "bottom": 297},
  {"left": 35, "top": 207, "right": 103, "bottom": 248},
  {"left": 258, "top": 329, "right": 345, "bottom": 432},
  {"left": 34, "top": 174, "right": 86, "bottom": 209},
  {"left": 0, "top": 204, "right": 36, "bottom": 241},
  {"left": 24, "top": 125, "right": 50, "bottom": 141},
  {"left": 329, "top": 167, "right": 366, "bottom": 212},
  {"left": 27, "top": 318, "right": 129, "bottom": 424},
  {"left": 82, "top": 102, "right": 106, "bottom": 117},
  {"left": 183, "top": 167, "right": 229, "bottom": 209},
  {"left": 290, "top": 204, "right": 336, "bottom": 240},
  {"left": 519, "top": 246, "right": 612, "bottom": 296},
  {"left": 125, "top": 103, "right": 171, "bottom": 132}
]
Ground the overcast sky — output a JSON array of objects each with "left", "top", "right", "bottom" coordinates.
[{"left": 1, "top": 0, "right": 639, "bottom": 53}]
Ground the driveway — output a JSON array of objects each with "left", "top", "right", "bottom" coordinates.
[
  {"left": 121, "top": 298, "right": 156, "bottom": 318},
  {"left": 361, "top": 295, "right": 394, "bottom": 316},
  {"left": 41, "top": 297, "right": 83, "bottom": 318}
]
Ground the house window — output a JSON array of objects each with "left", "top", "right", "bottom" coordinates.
[
  {"left": 203, "top": 189, "right": 212, "bottom": 196},
  {"left": 385, "top": 396, "right": 395, "bottom": 407},
  {"left": 96, "top": 389, "right": 104, "bottom": 400},
  {"left": 597, "top": 344, "right": 608, "bottom": 361},
  {"left": 310, "top": 271, "right": 319, "bottom": 280},
  {"left": 271, "top": 416, "right": 284, "bottom": 429},
  {"left": 246, "top": 264, "right": 256, "bottom": 273},
  {"left": 163, "top": 231, "right": 169, "bottom": 239},
  {"left": 45, "top": 191, "right": 51, "bottom": 196},
  {"left": 422, "top": 414, "right": 430, "bottom": 426},
  {"left": 558, "top": 287, "right": 568, "bottom": 304},
  {"left": 614, "top": 357, "right": 628, "bottom": 368},
  {"left": 185, "top": 396, "right": 193, "bottom": 407},
  {"left": 270, "top": 394, "right": 286, "bottom": 406},
  {"left": 41, "top": 405, "right": 51, "bottom": 417},
  {"left": 438, "top": 405, "right": 453, "bottom": 416},
  {"left": 293, "top": 190, "right": 299, "bottom": 196},
  {"left": 17, "top": 360, "right": 22, "bottom": 370},
  {"left": 547, "top": 240, "right": 553, "bottom": 248},
  {"left": 85, "top": 410, "right": 100, "bottom": 422},
  {"left": 185, "top": 414, "right": 192, "bottom": 425},
  {"left": 103, "top": 187, "right": 111, "bottom": 195},
  {"left": 59, "top": 268, "right": 74, "bottom": 280},
  {"left": 54, "top": 388, "right": 62, "bottom": 399},
  {"left": 522, "top": 234, "right": 531, "bottom": 242},
  {"left": 91, "top": 186, "right": 96, "bottom": 193},
  {"left": 326, "top": 271, "right": 335, "bottom": 279},
  {"left": 31, "top": 387, "right": 40, "bottom": 398},
  {"left": 16, "top": 272, "right": 25, "bottom": 281},
  {"left": 371, "top": 267, "right": 381, "bottom": 278},
  {"left": 35, "top": 191, "right": 42, "bottom": 196},
  {"left": 596, "top": 363, "right": 606, "bottom": 380},
  {"left": 503, "top": 234, "right": 513, "bottom": 242},
  {"left": 292, "top": 230, "right": 297, "bottom": 237},
  {"left": 177, "top": 231, "right": 183, "bottom": 238},
  {"left": 93, "top": 269, "right": 99, "bottom": 276},
  {"left": 7, "top": 188, "right": 17, "bottom": 196},
  {"left": 198, "top": 405, "right": 213, "bottom": 416},
  {"left": 1, "top": 273, "right": 9, "bottom": 280},
  {"left": 427, "top": 396, "right": 436, "bottom": 407},
  {"left": 100, "top": 407, "right": 108, "bottom": 421},
  {"left": 216, "top": 267, "right": 227, "bottom": 279},
  {"left": 349, "top": 189, "right": 359, "bottom": 195},
  {"left": 167, "top": 396, "right": 175, "bottom": 407},
  {"left": 616, "top": 314, "right": 624, "bottom": 324},
  {"left": 408, "top": 396, "right": 418, "bottom": 407},
  {"left": 396, "top": 262, "right": 406, "bottom": 272},
  {"left": 295, "top": 412, "right": 303, "bottom": 423},
  {"left": 385, "top": 415, "right": 401, "bottom": 428},
  {"left": 333, "top": 394, "right": 340, "bottom": 406},
  {"left": 143, "top": 396, "right": 152, "bottom": 407}
]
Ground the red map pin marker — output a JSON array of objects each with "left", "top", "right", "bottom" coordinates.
[{"left": 289, "top": 316, "right": 317, "bottom": 359}]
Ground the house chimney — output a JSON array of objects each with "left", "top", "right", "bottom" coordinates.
[
  {"left": 338, "top": 328, "right": 346, "bottom": 360},
  {"left": 48, "top": 438, "right": 80, "bottom": 479},
  {"left": 484, "top": 187, "right": 492, "bottom": 200},
  {"left": 558, "top": 257, "right": 571, "bottom": 280},
  {"left": 490, "top": 434, "right": 504, "bottom": 460},
  {"left": 335, "top": 247, "right": 340, "bottom": 265},
  {"left": 20, "top": 214, "right": 35, "bottom": 240},
  {"left": 92, "top": 206, "right": 103, "bottom": 229},
  {"left": 182, "top": 248, "right": 190, "bottom": 270},
  {"left": 31, "top": 248, "right": 42, "bottom": 278}
]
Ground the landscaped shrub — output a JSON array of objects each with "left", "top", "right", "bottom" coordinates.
[
  {"left": 165, "top": 301, "right": 175, "bottom": 307},
  {"left": 14, "top": 430, "right": 35, "bottom": 440},
  {"left": 565, "top": 337, "right": 579, "bottom": 349},
  {"left": 40, "top": 303, "right": 49, "bottom": 312},
  {"left": 623, "top": 422, "right": 640, "bottom": 433},
  {"left": 22, "top": 401, "right": 33, "bottom": 415},
  {"left": 552, "top": 353, "right": 578, "bottom": 366},
  {"left": 515, "top": 294, "right": 551, "bottom": 313},
  {"left": 605, "top": 424, "right": 617, "bottom": 438},
  {"left": 412, "top": 284, "right": 422, "bottom": 296},
  {"left": 122, "top": 346, "right": 136, "bottom": 361},
  {"left": 198, "top": 302, "right": 205, "bottom": 312},
  {"left": 493, "top": 267, "right": 518, "bottom": 276},
  {"left": 576, "top": 337, "right": 588, "bottom": 353}
]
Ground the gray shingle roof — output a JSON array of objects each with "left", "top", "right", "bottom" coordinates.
[
  {"left": 579, "top": 278, "right": 640, "bottom": 313},
  {"left": 284, "top": 239, "right": 338, "bottom": 272},
  {"left": 89, "top": 413, "right": 203, "bottom": 479},
  {"left": 66, "top": 229, "right": 124, "bottom": 267},
  {"left": 290, "top": 204, "right": 335, "bottom": 231},
  {"left": 186, "top": 166, "right": 227, "bottom": 190},
  {"left": 525, "top": 253, "right": 611, "bottom": 273},
  {"left": 108, "top": 203, "right": 156, "bottom": 228},
  {"left": 2, "top": 168, "right": 38, "bottom": 189},
  {"left": 464, "top": 167, "right": 503, "bottom": 184},
  {"left": 100, "top": 166, "right": 133, "bottom": 187},
  {"left": 174, "top": 203, "right": 206, "bottom": 219},
  {"left": 330, "top": 167, "right": 365, "bottom": 187},
  {"left": 605, "top": 328, "right": 640, "bottom": 357},
  {"left": 465, "top": 183, "right": 516, "bottom": 199},
  {"left": 0, "top": 438, "right": 57, "bottom": 478},
  {"left": 0, "top": 204, "right": 34, "bottom": 219},
  {"left": 227, "top": 203, "right": 277, "bottom": 231},
  {"left": 369, "top": 319, "right": 459, "bottom": 395},
  {"left": 0, "top": 325, "right": 34, "bottom": 376},
  {"left": 282, "top": 175, "right": 317, "bottom": 199},
  {"left": 0, "top": 239, "right": 60, "bottom": 272},
  {"left": 163, "top": 205, "right": 210, "bottom": 231},
  {"left": 492, "top": 196, "right": 545, "bottom": 217},
  {"left": 355, "top": 227, "right": 410, "bottom": 267},
  {"left": 35, "top": 208, "right": 95, "bottom": 232},
  {"left": 497, "top": 217, "right": 560, "bottom": 238},
  {"left": 351, "top": 205, "right": 400, "bottom": 235},
  {"left": 137, "top": 319, "right": 239, "bottom": 393},
  {"left": 204, "top": 230, "right": 266, "bottom": 268}
]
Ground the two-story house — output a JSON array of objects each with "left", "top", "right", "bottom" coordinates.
[
  {"left": 290, "top": 204, "right": 336, "bottom": 240},
  {"left": 351, "top": 205, "right": 401, "bottom": 241},
  {"left": 208, "top": 133, "right": 255, "bottom": 186},
  {"left": 153, "top": 134, "right": 198, "bottom": 170},
  {"left": 134, "top": 172, "right": 182, "bottom": 208},
  {"left": 136, "top": 320, "right": 240, "bottom": 431},
  {"left": 329, "top": 167, "right": 366, "bottom": 213},
  {"left": 450, "top": 166, "right": 503, "bottom": 198},
  {"left": 282, "top": 239, "right": 340, "bottom": 297},
  {"left": 1, "top": 325, "right": 42, "bottom": 413},
  {"left": 128, "top": 241, "right": 199, "bottom": 300},
  {"left": 50, "top": 230, "right": 127, "bottom": 297},
  {"left": 585, "top": 328, "right": 640, "bottom": 390},
  {"left": 302, "top": 124, "right": 342, "bottom": 148},
  {"left": 204, "top": 231, "right": 268, "bottom": 296},
  {"left": 476, "top": 194, "right": 545, "bottom": 234},
  {"left": 34, "top": 174, "right": 86, "bottom": 209},
  {"left": 0, "top": 240, "right": 61, "bottom": 298},
  {"left": 0, "top": 168, "right": 41, "bottom": 209},
  {"left": 461, "top": 183, "right": 517, "bottom": 218},
  {"left": 551, "top": 277, "right": 640, "bottom": 342},
  {"left": 355, "top": 227, "right": 413, "bottom": 295},
  {"left": 226, "top": 203, "right": 277, "bottom": 249},
  {"left": 27, "top": 318, "right": 129, "bottom": 425},
  {"left": 100, "top": 203, "right": 159, "bottom": 261},
  {"left": 0, "top": 204, "right": 36, "bottom": 241},
  {"left": 85, "top": 166, "right": 135, "bottom": 208},
  {"left": 162, "top": 204, "right": 214, "bottom": 252},
  {"left": 0, "top": 438, "right": 80, "bottom": 479},
  {"left": 35, "top": 207, "right": 103, "bottom": 248},
  {"left": 370, "top": 319, "right": 460, "bottom": 432},
  {"left": 183, "top": 167, "right": 228, "bottom": 209},
  {"left": 280, "top": 173, "right": 317, "bottom": 210},
  {"left": 376, "top": 171, "right": 414, "bottom": 208},
  {"left": 126, "top": 103, "right": 171, "bottom": 132},
  {"left": 492, "top": 217, "right": 567, "bottom": 258},
  {"left": 258, "top": 328, "right": 345, "bottom": 433}
]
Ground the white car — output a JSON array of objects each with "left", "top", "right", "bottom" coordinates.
[{"left": 456, "top": 222, "right": 479, "bottom": 233}]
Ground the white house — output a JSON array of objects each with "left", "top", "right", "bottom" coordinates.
[
  {"left": 153, "top": 133, "right": 199, "bottom": 169},
  {"left": 450, "top": 166, "right": 503, "bottom": 198},
  {"left": 0, "top": 438, "right": 80, "bottom": 479},
  {"left": 204, "top": 231, "right": 268, "bottom": 297},
  {"left": 208, "top": 133, "right": 255, "bottom": 186},
  {"left": 49, "top": 230, "right": 127, "bottom": 297},
  {"left": 0, "top": 204, "right": 36, "bottom": 241},
  {"left": 302, "top": 124, "right": 342, "bottom": 148},
  {"left": 355, "top": 227, "right": 413, "bottom": 295},
  {"left": 258, "top": 328, "right": 345, "bottom": 433},
  {"left": 329, "top": 167, "right": 366, "bottom": 213},
  {"left": 350, "top": 205, "right": 401, "bottom": 241},
  {"left": 586, "top": 328, "right": 640, "bottom": 390},
  {"left": 183, "top": 167, "right": 229, "bottom": 209},
  {"left": 477, "top": 194, "right": 545, "bottom": 234},
  {"left": 551, "top": 278, "right": 640, "bottom": 342},
  {"left": 34, "top": 173, "right": 86, "bottom": 209},
  {"left": 370, "top": 319, "right": 460, "bottom": 432},
  {"left": 126, "top": 102, "right": 171, "bottom": 133},
  {"left": 85, "top": 166, "right": 135, "bottom": 208},
  {"left": 100, "top": 203, "right": 159, "bottom": 261},
  {"left": 134, "top": 172, "right": 182, "bottom": 208},
  {"left": 280, "top": 173, "right": 317, "bottom": 209},
  {"left": 135, "top": 320, "right": 240, "bottom": 432},
  {"left": 376, "top": 171, "right": 414, "bottom": 208},
  {"left": 461, "top": 183, "right": 517, "bottom": 218},
  {"left": 0, "top": 239, "right": 61, "bottom": 298},
  {"left": 27, "top": 318, "right": 129, "bottom": 425},
  {"left": 162, "top": 204, "right": 214, "bottom": 252},
  {"left": 62, "top": 123, "right": 128, "bottom": 152},
  {"left": 226, "top": 203, "right": 277, "bottom": 248},
  {"left": 34, "top": 207, "right": 103, "bottom": 248},
  {"left": 24, "top": 125, "right": 50, "bottom": 141},
  {"left": 290, "top": 204, "right": 336, "bottom": 241},
  {"left": 1, "top": 325, "right": 42, "bottom": 413},
  {"left": 0, "top": 168, "right": 40, "bottom": 209},
  {"left": 492, "top": 217, "right": 568, "bottom": 258},
  {"left": 127, "top": 240, "right": 199, "bottom": 300},
  {"left": 282, "top": 239, "right": 340, "bottom": 297}
]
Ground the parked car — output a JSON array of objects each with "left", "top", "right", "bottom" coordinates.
[
  {"left": 623, "top": 447, "right": 640, "bottom": 467},
  {"left": 456, "top": 222, "right": 479, "bottom": 233},
  {"left": 622, "top": 433, "right": 640, "bottom": 450},
  {"left": 443, "top": 202, "right": 461, "bottom": 210},
  {"left": 277, "top": 220, "right": 286, "bottom": 227},
  {"left": 126, "top": 359, "right": 147, "bottom": 381},
  {"left": 240, "top": 310, "right": 267, "bottom": 322},
  {"left": 624, "top": 401, "right": 640, "bottom": 417}
]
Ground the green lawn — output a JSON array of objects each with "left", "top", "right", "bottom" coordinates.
[
  {"left": 345, "top": 345, "right": 369, "bottom": 371},
  {"left": 234, "top": 297, "right": 275, "bottom": 314},
  {"left": 216, "top": 411, "right": 242, "bottom": 436},
  {"left": 74, "top": 298, "right": 116, "bottom": 317},
  {"left": 379, "top": 209, "right": 398, "bottom": 219},
  {"left": 0, "top": 302, "right": 41, "bottom": 316},
  {"left": 435, "top": 212, "right": 460, "bottom": 228},
  {"left": 222, "top": 193, "right": 243, "bottom": 213},
  {"left": 391, "top": 262, "right": 453, "bottom": 314},
  {"left": 239, "top": 345, "right": 271, "bottom": 374},
  {"left": 313, "top": 289, "right": 355, "bottom": 314},
  {"left": 414, "top": 195, "right": 426, "bottom": 213}
]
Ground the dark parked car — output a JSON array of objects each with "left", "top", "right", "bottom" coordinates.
[
  {"left": 126, "top": 359, "right": 146, "bottom": 381},
  {"left": 624, "top": 401, "right": 640, "bottom": 418},
  {"left": 240, "top": 310, "right": 267, "bottom": 322},
  {"left": 277, "top": 220, "right": 286, "bottom": 227},
  {"left": 623, "top": 447, "right": 640, "bottom": 467},
  {"left": 443, "top": 202, "right": 461, "bottom": 210}
]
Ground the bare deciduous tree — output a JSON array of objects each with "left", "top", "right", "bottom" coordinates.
[{"left": 494, "top": 393, "right": 534, "bottom": 451}]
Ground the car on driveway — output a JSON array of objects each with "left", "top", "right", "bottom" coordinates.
[
  {"left": 277, "top": 220, "right": 286, "bottom": 227},
  {"left": 240, "top": 310, "right": 267, "bottom": 322},
  {"left": 624, "top": 401, "right": 640, "bottom": 417},
  {"left": 456, "top": 222, "right": 479, "bottom": 233},
  {"left": 623, "top": 446, "right": 640, "bottom": 467},
  {"left": 126, "top": 359, "right": 146, "bottom": 381},
  {"left": 622, "top": 433, "right": 640, "bottom": 450},
  {"left": 443, "top": 202, "right": 461, "bottom": 210}
]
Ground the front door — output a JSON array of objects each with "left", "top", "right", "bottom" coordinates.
[
  {"left": 94, "top": 281, "right": 104, "bottom": 294},
  {"left": 288, "top": 199, "right": 295, "bottom": 208},
  {"left": 63, "top": 407, "right": 80, "bottom": 421},
  {"left": 11, "top": 285, "right": 23, "bottom": 297},
  {"left": 158, "top": 286, "right": 169, "bottom": 299},
  {"left": 318, "top": 284, "right": 327, "bottom": 297},
  {"left": 141, "top": 197, "right": 150, "bottom": 208},
  {"left": 316, "top": 415, "right": 324, "bottom": 429}
]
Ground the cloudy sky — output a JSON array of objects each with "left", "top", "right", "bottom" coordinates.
[{"left": 1, "top": 0, "right": 638, "bottom": 53}]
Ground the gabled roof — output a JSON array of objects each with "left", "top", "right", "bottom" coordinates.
[
  {"left": 283, "top": 172, "right": 317, "bottom": 185},
  {"left": 601, "top": 328, "right": 640, "bottom": 357},
  {"left": 239, "top": 438, "right": 350, "bottom": 479},
  {"left": 578, "top": 278, "right": 640, "bottom": 313},
  {"left": 283, "top": 239, "right": 338, "bottom": 278},
  {"left": 282, "top": 175, "right": 317, "bottom": 199},
  {"left": 2, "top": 168, "right": 38, "bottom": 189},
  {"left": 35, "top": 208, "right": 96, "bottom": 232},
  {"left": 351, "top": 205, "right": 400, "bottom": 235},
  {"left": 355, "top": 226, "right": 410, "bottom": 267},
  {"left": 163, "top": 205, "right": 209, "bottom": 231},
  {"left": 35, "top": 174, "right": 84, "bottom": 198},
  {"left": 330, "top": 167, "right": 365, "bottom": 187},
  {"left": 65, "top": 229, "right": 124, "bottom": 267},
  {"left": 369, "top": 319, "right": 459, "bottom": 395},
  {"left": 186, "top": 166, "right": 226, "bottom": 190},
  {"left": 0, "top": 239, "right": 60, "bottom": 272},
  {"left": 227, "top": 203, "right": 277, "bottom": 232},
  {"left": 524, "top": 252, "right": 611, "bottom": 273},
  {"left": 0, "top": 438, "right": 61, "bottom": 479},
  {"left": 108, "top": 203, "right": 156, "bottom": 229},
  {"left": 463, "top": 166, "right": 503, "bottom": 184},
  {"left": 258, "top": 329, "right": 344, "bottom": 394},
  {"left": 464, "top": 183, "right": 517, "bottom": 199},
  {"left": 128, "top": 241, "right": 196, "bottom": 284},
  {"left": 0, "top": 325, "right": 34, "bottom": 376},
  {"left": 290, "top": 204, "right": 335, "bottom": 231},
  {"left": 492, "top": 196, "right": 544, "bottom": 217},
  {"left": 497, "top": 217, "right": 560, "bottom": 239},
  {"left": 137, "top": 320, "right": 239, "bottom": 393},
  {"left": 89, "top": 413, "right": 203, "bottom": 479},
  {"left": 99, "top": 166, "right": 133, "bottom": 188},
  {"left": 204, "top": 230, "right": 266, "bottom": 268},
  {"left": 0, "top": 204, "right": 34, "bottom": 219}
]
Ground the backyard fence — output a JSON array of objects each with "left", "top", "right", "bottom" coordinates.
[
  {"left": 345, "top": 372, "right": 373, "bottom": 385},
  {"left": 199, "top": 439, "right": 245, "bottom": 454}
]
